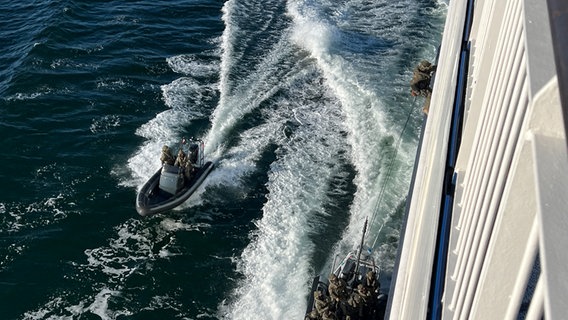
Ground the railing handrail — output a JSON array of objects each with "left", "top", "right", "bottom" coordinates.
[{"left": 546, "top": 0, "right": 568, "bottom": 148}]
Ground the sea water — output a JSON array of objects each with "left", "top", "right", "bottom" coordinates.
[{"left": 0, "top": 0, "right": 446, "bottom": 319}]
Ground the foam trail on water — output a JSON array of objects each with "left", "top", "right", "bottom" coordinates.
[
  {"left": 222, "top": 0, "right": 419, "bottom": 316},
  {"left": 223, "top": 74, "right": 348, "bottom": 319},
  {"left": 210, "top": 3, "right": 354, "bottom": 314},
  {"left": 287, "top": 0, "right": 393, "bottom": 255},
  {"left": 204, "top": 0, "right": 298, "bottom": 157},
  {"left": 123, "top": 55, "right": 219, "bottom": 189},
  {"left": 284, "top": 0, "right": 452, "bottom": 276},
  {"left": 174, "top": 117, "right": 279, "bottom": 210}
]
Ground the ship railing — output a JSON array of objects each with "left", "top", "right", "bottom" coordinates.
[{"left": 386, "top": 0, "right": 568, "bottom": 319}]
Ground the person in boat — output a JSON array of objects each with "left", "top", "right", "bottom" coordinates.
[
  {"left": 188, "top": 143, "right": 199, "bottom": 165},
  {"left": 160, "top": 145, "right": 175, "bottom": 165},
  {"left": 174, "top": 149, "right": 187, "bottom": 167},
  {"left": 345, "top": 284, "right": 373, "bottom": 320},
  {"left": 185, "top": 155, "right": 196, "bottom": 180},
  {"left": 346, "top": 292, "right": 363, "bottom": 320},
  {"left": 362, "top": 270, "right": 380, "bottom": 317},
  {"left": 410, "top": 60, "right": 437, "bottom": 114},
  {"left": 321, "top": 309, "right": 338, "bottom": 320},
  {"left": 328, "top": 274, "right": 349, "bottom": 317},
  {"left": 305, "top": 310, "right": 319, "bottom": 320},
  {"left": 314, "top": 290, "right": 332, "bottom": 316},
  {"left": 356, "top": 284, "right": 373, "bottom": 319},
  {"left": 363, "top": 270, "right": 379, "bottom": 295}
]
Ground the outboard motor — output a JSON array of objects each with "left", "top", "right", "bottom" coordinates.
[{"left": 159, "top": 164, "right": 184, "bottom": 195}]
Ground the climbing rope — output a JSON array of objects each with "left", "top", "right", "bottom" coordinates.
[{"left": 369, "top": 99, "right": 418, "bottom": 248}]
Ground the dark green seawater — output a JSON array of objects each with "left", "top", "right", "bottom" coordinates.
[{"left": 0, "top": 0, "right": 446, "bottom": 319}]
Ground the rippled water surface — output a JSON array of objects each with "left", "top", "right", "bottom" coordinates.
[{"left": 0, "top": 0, "right": 446, "bottom": 318}]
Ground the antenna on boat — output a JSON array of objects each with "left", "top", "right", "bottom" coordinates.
[{"left": 354, "top": 217, "right": 369, "bottom": 285}]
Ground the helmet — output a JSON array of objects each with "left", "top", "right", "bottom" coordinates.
[{"left": 418, "top": 60, "right": 432, "bottom": 72}]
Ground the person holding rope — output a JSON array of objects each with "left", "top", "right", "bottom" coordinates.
[{"left": 410, "top": 60, "right": 436, "bottom": 114}]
